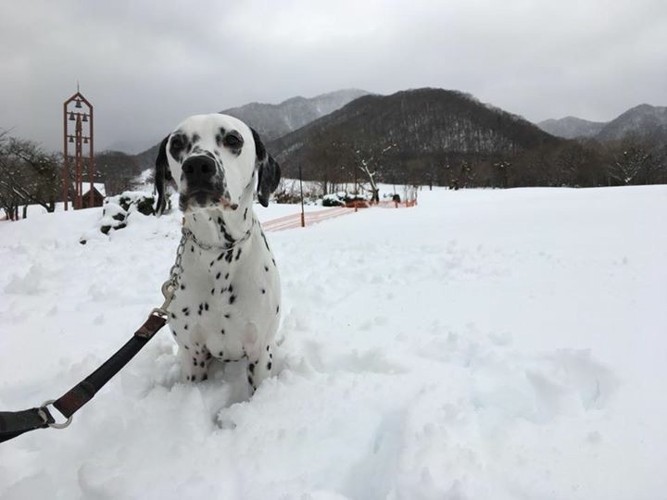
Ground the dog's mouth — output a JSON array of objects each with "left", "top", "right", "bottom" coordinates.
[
  {"left": 219, "top": 197, "right": 239, "bottom": 210},
  {"left": 181, "top": 190, "right": 238, "bottom": 211}
]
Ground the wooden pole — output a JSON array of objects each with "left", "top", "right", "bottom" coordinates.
[{"left": 299, "top": 164, "right": 305, "bottom": 228}]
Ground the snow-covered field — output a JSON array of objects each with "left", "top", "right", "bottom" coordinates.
[{"left": 1, "top": 186, "right": 666, "bottom": 499}]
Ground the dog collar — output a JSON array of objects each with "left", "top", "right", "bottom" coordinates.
[{"left": 181, "top": 221, "right": 254, "bottom": 252}]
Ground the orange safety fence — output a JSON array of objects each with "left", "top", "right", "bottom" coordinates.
[
  {"left": 263, "top": 206, "right": 353, "bottom": 232},
  {"left": 263, "top": 197, "right": 417, "bottom": 232},
  {"left": 375, "top": 199, "right": 418, "bottom": 208}
]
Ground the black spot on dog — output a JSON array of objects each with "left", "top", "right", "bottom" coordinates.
[
  {"left": 199, "top": 361, "right": 205, "bottom": 368},
  {"left": 261, "top": 288, "right": 266, "bottom": 294},
  {"left": 184, "top": 324, "right": 189, "bottom": 330},
  {"left": 224, "top": 313, "right": 231, "bottom": 319},
  {"left": 214, "top": 127, "right": 227, "bottom": 147},
  {"left": 220, "top": 329, "right": 225, "bottom": 335},
  {"left": 264, "top": 265, "right": 269, "bottom": 272},
  {"left": 216, "top": 271, "right": 221, "bottom": 280},
  {"left": 182, "top": 307, "right": 190, "bottom": 316},
  {"left": 218, "top": 350, "right": 224, "bottom": 357},
  {"left": 184, "top": 345, "right": 190, "bottom": 350},
  {"left": 235, "top": 248, "right": 242, "bottom": 261},
  {"left": 260, "top": 231, "right": 270, "bottom": 252},
  {"left": 202, "top": 374, "right": 208, "bottom": 381},
  {"left": 267, "top": 362, "right": 272, "bottom": 370},
  {"left": 171, "top": 312, "right": 177, "bottom": 319},
  {"left": 229, "top": 295, "right": 236, "bottom": 305},
  {"left": 248, "top": 363, "right": 255, "bottom": 373}
]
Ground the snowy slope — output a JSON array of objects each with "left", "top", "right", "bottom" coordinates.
[{"left": 1, "top": 186, "right": 666, "bottom": 499}]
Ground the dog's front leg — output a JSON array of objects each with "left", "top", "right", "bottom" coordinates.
[
  {"left": 178, "top": 345, "right": 211, "bottom": 382},
  {"left": 246, "top": 343, "right": 274, "bottom": 394}
]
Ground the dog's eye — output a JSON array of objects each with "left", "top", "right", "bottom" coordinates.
[
  {"left": 223, "top": 132, "right": 243, "bottom": 149},
  {"left": 170, "top": 134, "right": 187, "bottom": 153}
]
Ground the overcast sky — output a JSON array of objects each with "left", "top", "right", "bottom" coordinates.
[{"left": 2, "top": 0, "right": 666, "bottom": 152}]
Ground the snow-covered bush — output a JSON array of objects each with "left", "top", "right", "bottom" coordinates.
[
  {"left": 322, "top": 191, "right": 368, "bottom": 207},
  {"left": 273, "top": 179, "right": 320, "bottom": 204},
  {"left": 98, "top": 191, "right": 156, "bottom": 235}
]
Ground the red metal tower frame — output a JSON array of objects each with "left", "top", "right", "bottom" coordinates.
[{"left": 63, "top": 90, "right": 94, "bottom": 210}]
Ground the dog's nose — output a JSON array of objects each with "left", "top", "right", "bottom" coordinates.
[{"left": 182, "top": 155, "right": 217, "bottom": 186}]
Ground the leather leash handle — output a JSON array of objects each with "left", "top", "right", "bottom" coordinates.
[
  {"left": 0, "top": 312, "right": 167, "bottom": 444},
  {"left": 53, "top": 313, "right": 166, "bottom": 418}
]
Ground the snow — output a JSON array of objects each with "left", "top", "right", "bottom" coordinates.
[{"left": 1, "top": 186, "right": 666, "bottom": 499}]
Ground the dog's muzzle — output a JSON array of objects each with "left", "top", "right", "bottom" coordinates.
[
  {"left": 180, "top": 155, "right": 236, "bottom": 210},
  {"left": 183, "top": 155, "right": 217, "bottom": 189}
]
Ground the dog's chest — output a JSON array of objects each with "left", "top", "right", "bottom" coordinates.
[{"left": 168, "top": 231, "right": 280, "bottom": 359}]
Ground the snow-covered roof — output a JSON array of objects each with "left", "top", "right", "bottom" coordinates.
[{"left": 83, "top": 183, "right": 106, "bottom": 196}]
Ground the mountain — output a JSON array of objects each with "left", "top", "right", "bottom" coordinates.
[
  {"left": 223, "top": 89, "right": 370, "bottom": 142},
  {"left": 596, "top": 104, "right": 667, "bottom": 142},
  {"left": 268, "top": 88, "right": 562, "bottom": 182},
  {"left": 537, "top": 116, "right": 606, "bottom": 139},
  {"left": 133, "top": 89, "right": 369, "bottom": 171},
  {"left": 538, "top": 104, "right": 667, "bottom": 142}
]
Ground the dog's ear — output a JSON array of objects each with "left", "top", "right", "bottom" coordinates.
[
  {"left": 251, "top": 128, "right": 281, "bottom": 207},
  {"left": 154, "top": 135, "right": 172, "bottom": 216}
]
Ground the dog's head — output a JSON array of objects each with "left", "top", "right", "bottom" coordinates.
[{"left": 155, "top": 114, "right": 281, "bottom": 215}]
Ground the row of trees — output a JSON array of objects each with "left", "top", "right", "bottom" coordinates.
[
  {"left": 0, "top": 130, "right": 142, "bottom": 220},
  {"left": 297, "top": 134, "right": 667, "bottom": 191}
]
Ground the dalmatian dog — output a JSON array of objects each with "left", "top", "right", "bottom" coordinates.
[{"left": 154, "top": 114, "right": 281, "bottom": 394}]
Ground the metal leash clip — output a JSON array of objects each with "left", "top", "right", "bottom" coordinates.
[{"left": 40, "top": 400, "right": 73, "bottom": 429}]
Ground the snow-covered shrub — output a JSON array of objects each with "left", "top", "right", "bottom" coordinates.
[
  {"left": 322, "top": 193, "right": 346, "bottom": 207},
  {"left": 322, "top": 191, "right": 368, "bottom": 207},
  {"left": 273, "top": 179, "right": 320, "bottom": 205},
  {"left": 99, "top": 191, "right": 155, "bottom": 235}
]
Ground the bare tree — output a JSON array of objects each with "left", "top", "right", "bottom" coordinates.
[
  {"left": 607, "top": 139, "right": 656, "bottom": 185},
  {"left": 0, "top": 133, "right": 61, "bottom": 218}
]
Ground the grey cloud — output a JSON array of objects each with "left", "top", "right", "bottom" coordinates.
[{"left": 1, "top": 0, "right": 666, "bottom": 152}]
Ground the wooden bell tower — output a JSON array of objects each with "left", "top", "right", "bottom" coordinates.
[{"left": 63, "top": 86, "right": 94, "bottom": 210}]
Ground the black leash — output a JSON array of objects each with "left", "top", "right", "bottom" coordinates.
[
  {"left": 0, "top": 311, "right": 167, "bottom": 444},
  {"left": 0, "top": 228, "right": 191, "bottom": 445}
]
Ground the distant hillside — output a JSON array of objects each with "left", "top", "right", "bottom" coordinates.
[
  {"left": 596, "top": 104, "right": 667, "bottom": 142},
  {"left": 538, "top": 104, "right": 667, "bottom": 143},
  {"left": 133, "top": 89, "right": 369, "bottom": 171},
  {"left": 538, "top": 117, "right": 606, "bottom": 139},
  {"left": 269, "top": 88, "right": 562, "bottom": 185},
  {"left": 223, "top": 89, "right": 369, "bottom": 142}
]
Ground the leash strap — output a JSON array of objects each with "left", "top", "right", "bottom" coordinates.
[{"left": 0, "top": 312, "right": 167, "bottom": 444}]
